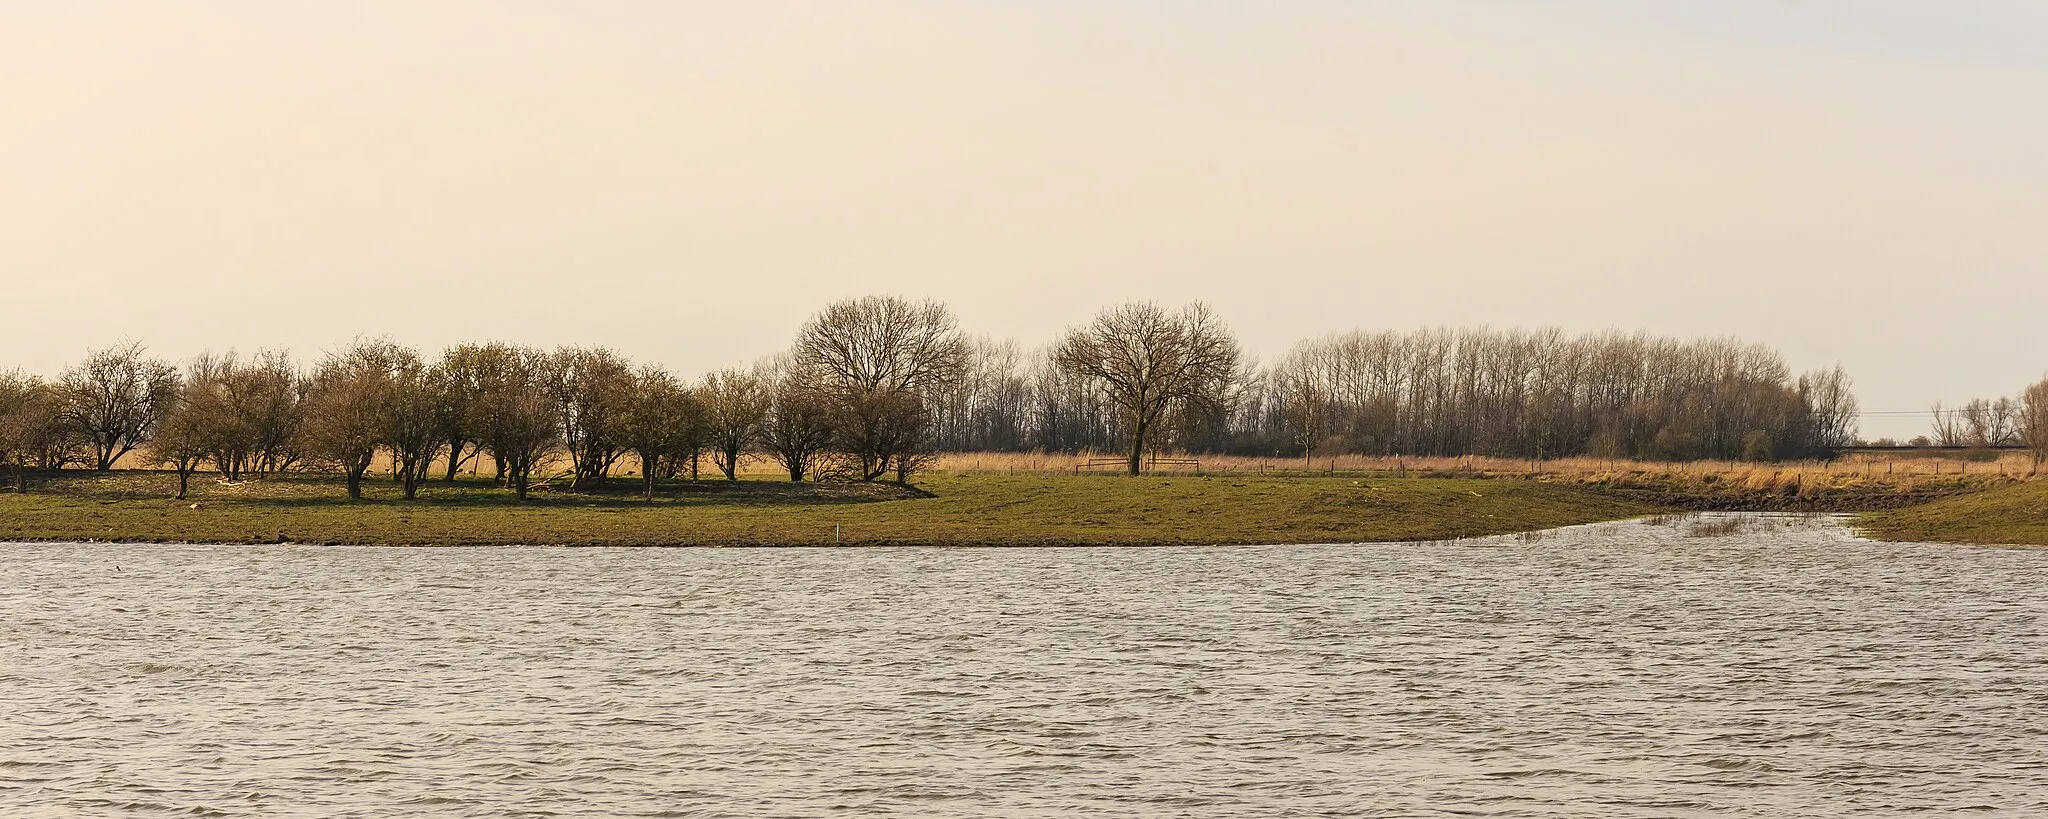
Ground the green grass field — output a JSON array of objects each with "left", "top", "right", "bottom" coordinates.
[
  {"left": 0, "top": 471, "right": 1663, "bottom": 547},
  {"left": 1855, "top": 481, "right": 2048, "bottom": 546}
]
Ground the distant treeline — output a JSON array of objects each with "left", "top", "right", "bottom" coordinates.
[
  {"left": 1, "top": 296, "right": 1876, "bottom": 499},
  {"left": 939, "top": 326, "right": 1861, "bottom": 464}
]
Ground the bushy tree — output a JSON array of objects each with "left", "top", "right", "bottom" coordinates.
[
  {"left": 1053, "top": 301, "right": 1240, "bottom": 475},
  {"left": 793, "top": 296, "right": 966, "bottom": 482},
  {"left": 616, "top": 366, "right": 701, "bottom": 501},
  {"left": 0, "top": 372, "right": 61, "bottom": 493},
  {"left": 699, "top": 366, "right": 770, "bottom": 480},
  {"left": 760, "top": 363, "right": 835, "bottom": 482},
  {"left": 150, "top": 384, "right": 214, "bottom": 500},
  {"left": 467, "top": 344, "right": 559, "bottom": 501},
  {"left": 301, "top": 339, "right": 414, "bottom": 500},
  {"left": 58, "top": 342, "right": 180, "bottom": 471},
  {"left": 385, "top": 358, "right": 445, "bottom": 500},
  {"left": 546, "top": 346, "right": 634, "bottom": 489}
]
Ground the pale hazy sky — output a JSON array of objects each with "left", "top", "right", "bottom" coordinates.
[{"left": 6, "top": 1, "right": 2046, "bottom": 438}]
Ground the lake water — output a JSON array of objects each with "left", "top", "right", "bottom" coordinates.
[{"left": 2, "top": 515, "right": 2044, "bottom": 817}]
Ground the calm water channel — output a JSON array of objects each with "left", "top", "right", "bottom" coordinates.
[{"left": 2, "top": 514, "right": 2044, "bottom": 817}]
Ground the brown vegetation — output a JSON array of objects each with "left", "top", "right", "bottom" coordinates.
[{"left": 5, "top": 295, "right": 2043, "bottom": 513}]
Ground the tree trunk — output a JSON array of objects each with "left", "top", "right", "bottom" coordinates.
[
  {"left": 401, "top": 465, "right": 420, "bottom": 500},
  {"left": 1127, "top": 421, "right": 1147, "bottom": 476},
  {"left": 722, "top": 446, "right": 740, "bottom": 480},
  {"left": 176, "top": 468, "right": 191, "bottom": 500},
  {"left": 11, "top": 462, "right": 24, "bottom": 494},
  {"left": 444, "top": 440, "right": 465, "bottom": 482},
  {"left": 642, "top": 465, "right": 656, "bottom": 503},
  {"left": 345, "top": 471, "right": 364, "bottom": 500},
  {"left": 690, "top": 450, "right": 700, "bottom": 482},
  {"left": 514, "top": 473, "right": 529, "bottom": 501}
]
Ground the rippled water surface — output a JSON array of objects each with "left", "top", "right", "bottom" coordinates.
[{"left": 3, "top": 514, "right": 2045, "bottom": 817}]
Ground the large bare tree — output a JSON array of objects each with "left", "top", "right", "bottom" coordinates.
[
  {"left": 300, "top": 339, "right": 414, "bottom": 500},
  {"left": 1054, "top": 301, "right": 1240, "bottom": 475},
  {"left": 58, "top": 342, "right": 181, "bottom": 471},
  {"left": 793, "top": 296, "right": 967, "bottom": 482}
]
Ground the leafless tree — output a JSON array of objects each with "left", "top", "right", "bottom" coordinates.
[
  {"left": 58, "top": 341, "right": 181, "bottom": 471},
  {"left": 385, "top": 358, "right": 445, "bottom": 500},
  {"left": 2020, "top": 378, "right": 2048, "bottom": 475},
  {"left": 1054, "top": 301, "right": 1240, "bottom": 475},
  {"left": 300, "top": 339, "right": 414, "bottom": 500},
  {"left": 430, "top": 345, "right": 496, "bottom": 482},
  {"left": 467, "top": 344, "right": 559, "bottom": 501},
  {"left": 150, "top": 384, "right": 214, "bottom": 500},
  {"left": 0, "top": 372, "right": 61, "bottom": 493},
  {"left": 546, "top": 346, "right": 635, "bottom": 489},
  {"left": 616, "top": 366, "right": 701, "bottom": 501},
  {"left": 174, "top": 350, "right": 303, "bottom": 481},
  {"left": 793, "top": 296, "right": 967, "bottom": 481},
  {"left": 1797, "top": 365, "right": 1859, "bottom": 455},
  {"left": 760, "top": 362, "right": 835, "bottom": 482},
  {"left": 699, "top": 366, "right": 770, "bottom": 480},
  {"left": 1275, "top": 344, "right": 1335, "bottom": 465}
]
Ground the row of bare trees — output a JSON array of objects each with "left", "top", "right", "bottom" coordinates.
[
  {"left": 1, "top": 297, "right": 980, "bottom": 497},
  {"left": 1929, "top": 379, "right": 2048, "bottom": 472},
  {"left": 925, "top": 326, "right": 1861, "bottom": 464},
  {"left": 4, "top": 297, "right": 1888, "bottom": 496}
]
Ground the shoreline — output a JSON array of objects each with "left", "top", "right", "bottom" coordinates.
[
  {"left": 1, "top": 471, "right": 1659, "bottom": 548},
  {"left": 3, "top": 469, "right": 2037, "bottom": 548}
]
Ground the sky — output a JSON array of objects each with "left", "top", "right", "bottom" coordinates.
[{"left": 5, "top": 1, "right": 2046, "bottom": 439}]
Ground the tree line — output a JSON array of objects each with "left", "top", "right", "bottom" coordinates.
[
  {"left": 2, "top": 296, "right": 1877, "bottom": 498},
  {"left": 1923, "top": 381, "right": 2048, "bottom": 472}
]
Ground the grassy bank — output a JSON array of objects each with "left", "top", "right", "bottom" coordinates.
[
  {"left": 0, "top": 471, "right": 1662, "bottom": 547},
  {"left": 1855, "top": 481, "right": 2048, "bottom": 546}
]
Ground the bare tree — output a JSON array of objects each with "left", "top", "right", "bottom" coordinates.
[
  {"left": 468, "top": 344, "right": 559, "bottom": 501},
  {"left": 150, "top": 384, "right": 214, "bottom": 500},
  {"left": 700, "top": 366, "right": 770, "bottom": 480},
  {"left": 0, "top": 372, "right": 61, "bottom": 493},
  {"left": 2018, "top": 378, "right": 2048, "bottom": 475},
  {"left": 301, "top": 340, "right": 414, "bottom": 500},
  {"left": 546, "top": 346, "right": 635, "bottom": 489},
  {"left": 385, "top": 359, "right": 445, "bottom": 500},
  {"left": 1797, "top": 365, "right": 1860, "bottom": 456},
  {"left": 174, "top": 350, "right": 302, "bottom": 481},
  {"left": 58, "top": 342, "right": 181, "bottom": 471},
  {"left": 1054, "top": 301, "right": 1240, "bottom": 475},
  {"left": 793, "top": 296, "right": 967, "bottom": 481},
  {"left": 429, "top": 350, "right": 477, "bottom": 482},
  {"left": 1275, "top": 344, "right": 1334, "bottom": 465},
  {"left": 616, "top": 366, "right": 701, "bottom": 501},
  {"left": 761, "top": 363, "right": 835, "bottom": 482}
]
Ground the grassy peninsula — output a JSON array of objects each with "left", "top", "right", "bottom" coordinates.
[
  {"left": 1855, "top": 481, "right": 2048, "bottom": 546},
  {"left": 0, "top": 471, "right": 1662, "bottom": 547}
]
